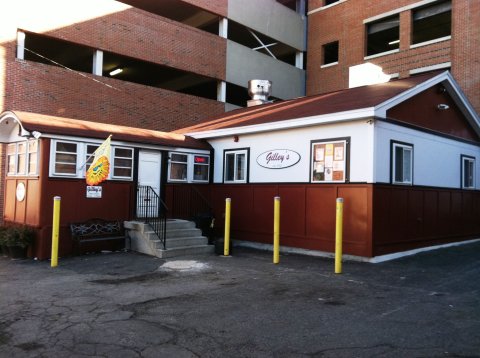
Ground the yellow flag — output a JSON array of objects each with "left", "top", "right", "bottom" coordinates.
[{"left": 86, "top": 135, "right": 112, "bottom": 186}]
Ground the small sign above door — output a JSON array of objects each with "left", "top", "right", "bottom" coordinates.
[{"left": 256, "top": 149, "right": 301, "bottom": 169}]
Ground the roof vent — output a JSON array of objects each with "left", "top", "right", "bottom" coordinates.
[{"left": 247, "top": 79, "right": 272, "bottom": 107}]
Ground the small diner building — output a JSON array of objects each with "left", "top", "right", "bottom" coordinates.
[
  {"left": 1, "top": 71, "right": 479, "bottom": 260},
  {"left": 172, "top": 71, "right": 480, "bottom": 258}
]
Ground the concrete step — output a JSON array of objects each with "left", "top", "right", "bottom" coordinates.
[
  {"left": 166, "top": 228, "right": 202, "bottom": 238},
  {"left": 165, "top": 236, "right": 209, "bottom": 248},
  {"left": 166, "top": 219, "right": 196, "bottom": 230},
  {"left": 125, "top": 219, "right": 214, "bottom": 259},
  {"left": 156, "top": 244, "right": 214, "bottom": 258}
]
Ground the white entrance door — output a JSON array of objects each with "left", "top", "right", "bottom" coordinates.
[{"left": 137, "top": 151, "right": 162, "bottom": 218}]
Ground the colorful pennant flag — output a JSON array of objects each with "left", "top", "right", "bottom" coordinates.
[{"left": 86, "top": 135, "right": 112, "bottom": 186}]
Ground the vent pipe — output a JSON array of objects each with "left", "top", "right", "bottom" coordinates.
[{"left": 247, "top": 79, "right": 272, "bottom": 107}]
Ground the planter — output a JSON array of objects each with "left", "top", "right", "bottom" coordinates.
[{"left": 8, "top": 245, "right": 27, "bottom": 259}]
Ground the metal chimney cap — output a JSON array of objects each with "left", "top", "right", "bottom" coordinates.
[{"left": 248, "top": 79, "right": 272, "bottom": 100}]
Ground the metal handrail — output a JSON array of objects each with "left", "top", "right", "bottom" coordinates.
[
  {"left": 188, "top": 186, "right": 215, "bottom": 244},
  {"left": 136, "top": 185, "right": 168, "bottom": 250}
]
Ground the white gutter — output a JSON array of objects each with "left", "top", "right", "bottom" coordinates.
[{"left": 187, "top": 107, "right": 375, "bottom": 139}]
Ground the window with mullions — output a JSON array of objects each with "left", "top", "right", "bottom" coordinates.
[
  {"left": 169, "top": 153, "right": 188, "bottom": 181},
  {"left": 54, "top": 141, "right": 78, "bottom": 175},
  {"left": 412, "top": 0, "right": 451, "bottom": 45},
  {"left": 85, "top": 144, "right": 99, "bottom": 169},
  {"left": 461, "top": 155, "right": 475, "bottom": 189},
  {"left": 391, "top": 141, "right": 413, "bottom": 185},
  {"left": 193, "top": 155, "right": 209, "bottom": 182},
  {"left": 366, "top": 15, "right": 400, "bottom": 56},
  {"left": 7, "top": 139, "right": 38, "bottom": 176},
  {"left": 6, "top": 140, "right": 39, "bottom": 176},
  {"left": 224, "top": 149, "right": 248, "bottom": 183},
  {"left": 311, "top": 139, "right": 348, "bottom": 183},
  {"left": 112, "top": 147, "right": 133, "bottom": 179},
  {"left": 28, "top": 140, "right": 38, "bottom": 175}
]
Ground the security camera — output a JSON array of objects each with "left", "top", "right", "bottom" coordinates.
[{"left": 437, "top": 104, "right": 449, "bottom": 110}]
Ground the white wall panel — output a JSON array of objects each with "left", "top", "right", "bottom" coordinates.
[
  {"left": 374, "top": 121, "right": 480, "bottom": 189},
  {"left": 209, "top": 119, "right": 374, "bottom": 183}
]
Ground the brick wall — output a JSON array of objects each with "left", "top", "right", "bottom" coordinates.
[
  {"left": 181, "top": 0, "right": 228, "bottom": 17},
  {"left": 0, "top": 0, "right": 227, "bottom": 131},
  {"left": 307, "top": 0, "right": 479, "bottom": 114}
]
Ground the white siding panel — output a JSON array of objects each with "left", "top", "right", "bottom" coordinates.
[
  {"left": 374, "top": 121, "right": 480, "bottom": 189},
  {"left": 209, "top": 120, "right": 374, "bottom": 183}
]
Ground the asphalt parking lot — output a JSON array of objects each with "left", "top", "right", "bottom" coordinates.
[{"left": 0, "top": 242, "right": 479, "bottom": 358}]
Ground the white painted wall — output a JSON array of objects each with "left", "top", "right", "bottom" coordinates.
[
  {"left": 208, "top": 119, "right": 375, "bottom": 183},
  {"left": 374, "top": 121, "right": 480, "bottom": 189}
]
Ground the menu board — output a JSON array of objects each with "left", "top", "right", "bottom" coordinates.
[{"left": 312, "top": 140, "right": 346, "bottom": 182}]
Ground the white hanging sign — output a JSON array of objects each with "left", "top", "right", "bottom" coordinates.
[{"left": 256, "top": 149, "right": 301, "bottom": 169}]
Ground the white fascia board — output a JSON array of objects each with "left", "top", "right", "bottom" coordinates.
[
  {"left": 42, "top": 133, "right": 210, "bottom": 154},
  {"left": 374, "top": 71, "right": 480, "bottom": 136},
  {"left": 187, "top": 107, "right": 375, "bottom": 139}
]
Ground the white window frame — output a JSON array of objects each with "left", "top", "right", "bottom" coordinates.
[
  {"left": 391, "top": 141, "right": 413, "bottom": 185},
  {"left": 50, "top": 139, "right": 134, "bottom": 181},
  {"left": 7, "top": 143, "right": 17, "bottom": 176},
  {"left": 461, "top": 155, "right": 475, "bottom": 189},
  {"left": 52, "top": 140, "right": 79, "bottom": 177},
  {"left": 167, "top": 152, "right": 210, "bottom": 183},
  {"left": 192, "top": 154, "right": 210, "bottom": 183},
  {"left": 224, "top": 149, "right": 248, "bottom": 184},
  {"left": 111, "top": 146, "right": 134, "bottom": 180},
  {"left": 27, "top": 139, "right": 39, "bottom": 176},
  {"left": 6, "top": 139, "right": 40, "bottom": 177},
  {"left": 168, "top": 152, "right": 189, "bottom": 182}
]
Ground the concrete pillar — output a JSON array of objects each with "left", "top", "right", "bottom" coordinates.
[
  {"left": 295, "top": 51, "right": 304, "bottom": 69},
  {"left": 92, "top": 50, "right": 103, "bottom": 76},
  {"left": 219, "top": 17, "right": 228, "bottom": 39},
  {"left": 217, "top": 80, "right": 226, "bottom": 102},
  {"left": 16, "top": 31, "right": 25, "bottom": 60}
]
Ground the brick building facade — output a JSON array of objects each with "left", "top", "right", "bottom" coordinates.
[
  {"left": 1, "top": 0, "right": 306, "bottom": 132},
  {"left": 307, "top": 0, "right": 480, "bottom": 114}
]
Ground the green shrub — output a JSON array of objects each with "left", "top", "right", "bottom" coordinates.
[{"left": 4, "top": 226, "right": 35, "bottom": 248}]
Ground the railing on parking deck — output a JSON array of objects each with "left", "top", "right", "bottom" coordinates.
[{"left": 136, "top": 185, "right": 168, "bottom": 250}]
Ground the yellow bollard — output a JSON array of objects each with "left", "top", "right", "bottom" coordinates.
[
  {"left": 51, "top": 196, "right": 61, "bottom": 268},
  {"left": 335, "top": 197, "right": 344, "bottom": 274},
  {"left": 273, "top": 196, "right": 280, "bottom": 264},
  {"left": 224, "top": 198, "right": 231, "bottom": 256}
]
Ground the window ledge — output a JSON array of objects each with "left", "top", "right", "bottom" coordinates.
[
  {"left": 321, "top": 62, "right": 338, "bottom": 69},
  {"left": 410, "top": 36, "right": 451, "bottom": 49},
  {"left": 308, "top": 0, "right": 348, "bottom": 15},
  {"left": 364, "top": 49, "right": 399, "bottom": 60}
]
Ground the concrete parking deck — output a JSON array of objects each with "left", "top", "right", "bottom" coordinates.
[{"left": 0, "top": 242, "right": 479, "bottom": 357}]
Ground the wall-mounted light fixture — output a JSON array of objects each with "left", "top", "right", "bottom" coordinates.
[
  {"left": 233, "top": 135, "right": 239, "bottom": 142},
  {"left": 109, "top": 68, "right": 123, "bottom": 76}
]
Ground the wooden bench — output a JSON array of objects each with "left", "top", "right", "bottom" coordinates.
[{"left": 70, "top": 219, "right": 125, "bottom": 255}]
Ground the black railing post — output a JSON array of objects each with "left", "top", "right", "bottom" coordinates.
[{"left": 136, "top": 185, "right": 168, "bottom": 250}]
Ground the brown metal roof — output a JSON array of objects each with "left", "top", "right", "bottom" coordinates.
[
  {"left": 174, "top": 72, "right": 440, "bottom": 134},
  {"left": 10, "top": 111, "right": 210, "bottom": 150}
]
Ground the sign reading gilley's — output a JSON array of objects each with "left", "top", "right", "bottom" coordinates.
[{"left": 256, "top": 149, "right": 301, "bottom": 169}]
